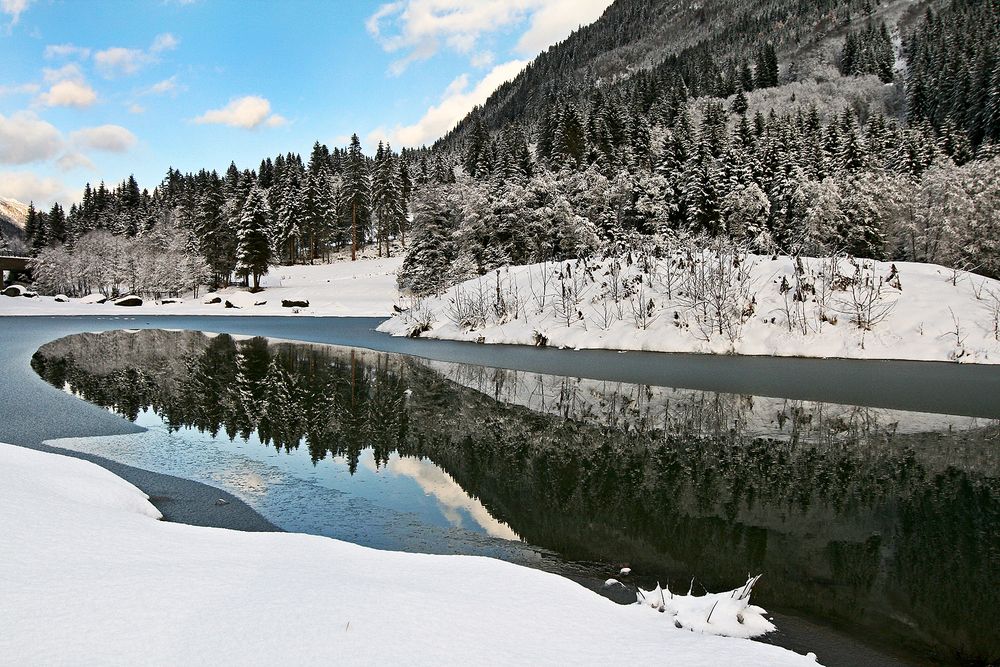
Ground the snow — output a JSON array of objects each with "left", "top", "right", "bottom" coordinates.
[
  {"left": 0, "top": 196, "right": 28, "bottom": 230},
  {"left": 0, "top": 443, "right": 818, "bottom": 666},
  {"left": 0, "top": 253, "right": 403, "bottom": 317},
  {"left": 380, "top": 254, "right": 1000, "bottom": 364},
  {"left": 6, "top": 247, "right": 999, "bottom": 365}
]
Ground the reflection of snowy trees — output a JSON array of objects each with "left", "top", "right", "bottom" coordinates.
[{"left": 29, "top": 329, "right": 1000, "bottom": 662}]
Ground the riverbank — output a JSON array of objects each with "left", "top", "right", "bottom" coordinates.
[
  {"left": 379, "top": 256, "right": 1000, "bottom": 365},
  {"left": 7, "top": 253, "right": 1000, "bottom": 366}
]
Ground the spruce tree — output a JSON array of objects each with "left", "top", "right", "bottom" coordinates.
[
  {"left": 236, "top": 185, "right": 272, "bottom": 291},
  {"left": 342, "top": 133, "right": 370, "bottom": 260}
]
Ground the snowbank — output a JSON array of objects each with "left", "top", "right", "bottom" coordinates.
[
  {"left": 0, "top": 253, "right": 403, "bottom": 318},
  {"left": 380, "top": 254, "right": 1000, "bottom": 364},
  {"left": 0, "top": 443, "right": 818, "bottom": 666}
]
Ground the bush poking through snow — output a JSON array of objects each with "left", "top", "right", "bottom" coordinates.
[{"left": 634, "top": 575, "right": 773, "bottom": 639}]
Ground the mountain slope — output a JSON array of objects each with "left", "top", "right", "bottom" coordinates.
[
  {"left": 0, "top": 197, "right": 27, "bottom": 241},
  {"left": 435, "top": 0, "right": 932, "bottom": 149}
]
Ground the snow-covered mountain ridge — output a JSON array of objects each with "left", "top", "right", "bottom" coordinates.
[{"left": 0, "top": 196, "right": 28, "bottom": 240}]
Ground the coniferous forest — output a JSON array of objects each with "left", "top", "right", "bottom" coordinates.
[{"left": 17, "top": 0, "right": 1000, "bottom": 300}]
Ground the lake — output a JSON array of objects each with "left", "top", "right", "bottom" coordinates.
[{"left": 20, "top": 322, "right": 999, "bottom": 666}]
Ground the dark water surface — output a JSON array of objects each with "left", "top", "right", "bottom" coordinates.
[{"left": 3, "top": 316, "right": 999, "bottom": 666}]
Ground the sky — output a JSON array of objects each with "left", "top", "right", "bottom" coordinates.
[{"left": 0, "top": 0, "right": 613, "bottom": 208}]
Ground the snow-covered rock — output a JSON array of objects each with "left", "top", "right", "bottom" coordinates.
[
  {"left": 113, "top": 295, "right": 143, "bottom": 307},
  {"left": 53, "top": 294, "right": 69, "bottom": 303},
  {"left": 2, "top": 285, "right": 26, "bottom": 297},
  {"left": 80, "top": 293, "right": 107, "bottom": 304},
  {"left": 0, "top": 443, "right": 818, "bottom": 666}
]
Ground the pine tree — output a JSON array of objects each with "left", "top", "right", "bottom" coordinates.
[
  {"left": 236, "top": 185, "right": 272, "bottom": 291},
  {"left": 754, "top": 43, "right": 779, "bottom": 89},
  {"left": 398, "top": 196, "right": 457, "bottom": 294},
  {"left": 24, "top": 202, "right": 40, "bottom": 253},
  {"left": 303, "top": 142, "right": 337, "bottom": 262},
  {"left": 46, "top": 204, "right": 66, "bottom": 246},
  {"left": 342, "top": 133, "right": 370, "bottom": 260},
  {"left": 371, "top": 141, "right": 404, "bottom": 257}
]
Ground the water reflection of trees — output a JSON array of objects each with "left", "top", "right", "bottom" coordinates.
[{"left": 31, "top": 330, "right": 999, "bottom": 664}]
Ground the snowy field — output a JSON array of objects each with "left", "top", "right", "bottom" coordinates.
[
  {"left": 0, "top": 253, "right": 402, "bottom": 318},
  {"left": 0, "top": 443, "right": 818, "bottom": 666},
  {"left": 380, "top": 254, "right": 1000, "bottom": 364}
]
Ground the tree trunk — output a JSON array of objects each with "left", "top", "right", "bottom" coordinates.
[{"left": 351, "top": 202, "right": 357, "bottom": 262}]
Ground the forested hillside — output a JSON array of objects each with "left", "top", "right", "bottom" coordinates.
[{"left": 19, "top": 0, "right": 1000, "bottom": 304}]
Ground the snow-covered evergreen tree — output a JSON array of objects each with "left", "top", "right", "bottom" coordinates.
[{"left": 236, "top": 185, "right": 272, "bottom": 290}]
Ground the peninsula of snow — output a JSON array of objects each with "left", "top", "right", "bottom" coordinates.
[{"left": 379, "top": 253, "right": 1000, "bottom": 364}]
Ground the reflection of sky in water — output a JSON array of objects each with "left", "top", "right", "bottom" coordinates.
[{"left": 50, "top": 406, "right": 522, "bottom": 556}]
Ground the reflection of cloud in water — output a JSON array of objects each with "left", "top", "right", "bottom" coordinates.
[
  {"left": 360, "top": 450, "right": 520, "bottom": 542},
  {"left": 212, "top": 468, "right": 271, "bottom": 497}
]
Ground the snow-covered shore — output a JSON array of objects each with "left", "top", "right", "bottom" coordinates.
[
  {"left": 0, "top": 443, "right": 817, "bottom": 665},
  {"left": 0, "top": 254, "right": 402, "bottom": 318},
  {"left": 380, "top": 254, "right": 1000, "bottom": 364},
  {"left": 6, "top": 249, "right": 1000, "bottom": 365}
]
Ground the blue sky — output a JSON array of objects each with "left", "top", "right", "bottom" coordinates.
[{"left": 0, "top": 0, "right": 611, "bottom": 207}]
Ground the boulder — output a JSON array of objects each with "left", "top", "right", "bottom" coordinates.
[
  {"left": 224, "top": 300, "right": 240, "bottom": 309},
  {"left": 53, "top": 294, "right": 70, "bottom": 303},
  {"left": 160, "top": 298, "right": 182, "bottom": 305},
  {"left": 22, "top": 291, "right": 37, "bottom": 298},
  {"left": 2, "top": 285, "right": 25, "bottom": 297},
  {"left": 202, "top": 294, "right": 222, "bottom": 304},
  {"left": 281, "top": 299, "right": 309, "bottom": 308},
  {"left": 113, "top": 295, "right": 143, "bottom": 307},
  {"left": 80, "top": 293, "right": 107, "bottom": 304}
]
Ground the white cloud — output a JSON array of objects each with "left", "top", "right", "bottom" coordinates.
[
  {"left": 43, "top": 63, "right": 84, "bottom": 83},
  {"left": 366, "top": 0, "right": 612, "bottom": 73},
  {"left": 93, "top": 33, "right": 178, "bottom": 78},
  {"left": 0, "top": 171, "right": 75, "bottom": 207},
  {"left": 514, "top": 0, "right": 611, "bottom": 55},
  {"left": 36, "top": 79, "right": 98, "bottom": 108},
  {"left": 128, "top": 103, "right": 146, "bottom": 114},
  {"left": 369, "top": 59, "right": 527, "bottom": 147},
  {"left": 35, "top": 63, "right": 98, "bottom": 108},
  {"left": 44, "top": 43, "right": 91, "bottom": 60},
  {"left": 470, "top": 50, "right": 494, "bottom": 68},
  {"left": 193, "top": 96, "right": 285, "bottom": 130},
  {"left": 56, "top": 152, "right": 96, "bottom": 172},
  {"left": 148, "top": 76, "right": 179, "bottom": 95},
  {"left": 1, "top": 0, "right": 31, "bottom": 26},
  {"left": 0, "top": 112, "right": 63, "bottom": 164},
  {"left": 94, "top": 47, "right": 147, "bottom": 78},
  {"left": 70, "top": 125, "right": 137, "bottom": 153},
  {"left": 0, "top": 82, "right": 40, "bottom": 96},
  {"left": 150, "top": 33, "right": 179, "bottom": 53}
]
